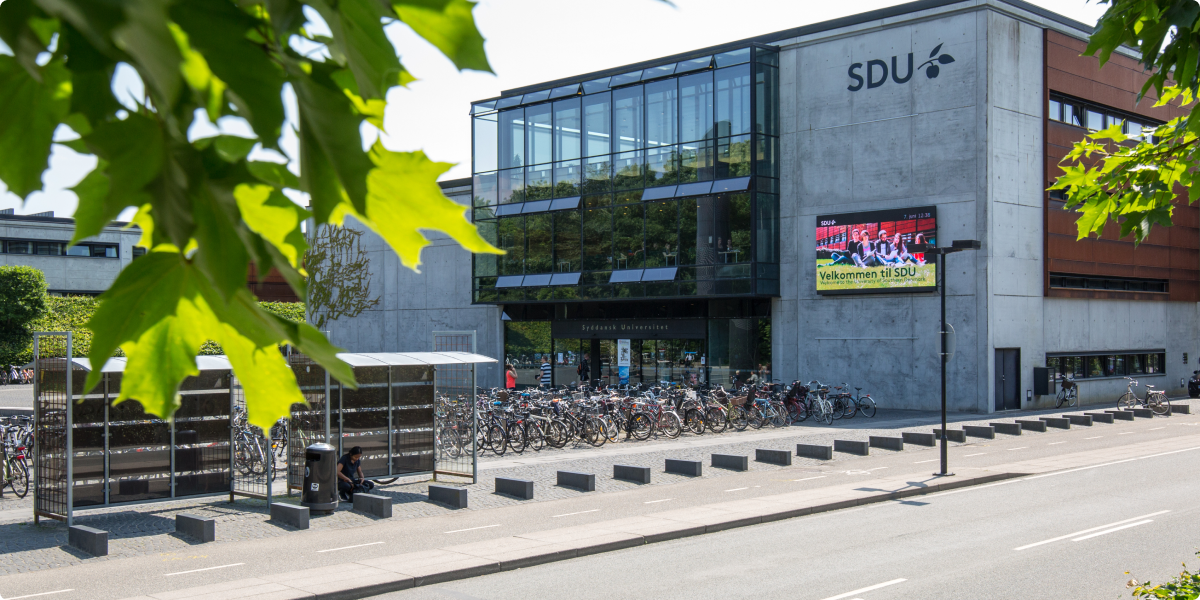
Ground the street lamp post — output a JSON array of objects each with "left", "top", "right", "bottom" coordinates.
[{"left": 930, "top": 239, "right": 980, "bottom": 477}]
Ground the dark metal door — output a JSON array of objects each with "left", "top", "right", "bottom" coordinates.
[{"left": 994, "top": 349, "right": 1021, "bottom": 411}]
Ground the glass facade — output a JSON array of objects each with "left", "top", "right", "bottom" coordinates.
[{"left": 472, "top": 45, "right": 780, "bottom": 303}]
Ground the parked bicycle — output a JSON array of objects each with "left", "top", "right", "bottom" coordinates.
[
  {"left": 1055, "top": 375, "right": 1078, "bottom": 408},
  {"left": 1117, "top": 377, "right": 1170, "bottom": 416}
]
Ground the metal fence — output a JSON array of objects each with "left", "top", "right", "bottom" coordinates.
[
  {"left": 230, "top": 380, "right": 274, "bottom": 503},
  {"left": 287, "top": 353, "right": 329, "bottom": 493},
  {"left": 433, "top": 332, "right": 478, "bottom": 482},
  {"left": 33, "top": 333, "right": 70, "bottom": 524}
]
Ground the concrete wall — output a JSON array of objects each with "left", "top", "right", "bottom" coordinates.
[
  {"left": 321, "top": 184, "right": 504, "bottom": 387},
  {"left": 775, "top": 8, "right": 988, "bottom": 411},
  {"left": 0, "top": 219, "right": 138, "bottom": 293}
]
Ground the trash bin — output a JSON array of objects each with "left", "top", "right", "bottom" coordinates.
[{"left": 301, "top": 442, "right": 338, "bottom": 513}]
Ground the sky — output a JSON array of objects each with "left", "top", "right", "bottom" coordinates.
[{"left": 0, "top": 0, "right": 1110, "bottom": 219}]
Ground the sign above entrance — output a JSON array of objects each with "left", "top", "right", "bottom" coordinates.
[{"left": 551, "top": 320, "right": 707, "bottom": 340}]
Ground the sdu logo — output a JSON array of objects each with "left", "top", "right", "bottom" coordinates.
[{"left": 847, "top": 43, "right": 956, "bottom": 91}]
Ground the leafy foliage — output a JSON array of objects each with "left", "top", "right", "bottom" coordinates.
[
  {"left": 0, "top": 0, "right": 502, "bottom": 431},
  {"left": 1053, "top": 0, "right": 1200, "bottom": 242},
  {"left": 0, "top": 266, "right": 48, "bottom": 366},
  {"left": 1127, "top": 553, "right": 1200, "bottom": 598},
  {"left": 305, "top": 224, "right": 379, "bottom": 330}
]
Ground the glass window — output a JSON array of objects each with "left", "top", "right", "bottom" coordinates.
[
  {"left": 102, "top": 245, "right": 118, "bottom": 258},
  {"left": 497, "top": 216, "right": 525, "bottom": 275},
  {"left": 473, "top": 172, "right": 498, "bottom": 208},
  {"left": 553, "top": 160, "right": 581, "bottom": 198},
  {"left": 613, "top": 150, "right": 645, "bottom": 191},
  {"left": 1129, "top": 354, "right": 1145, "bottom": 374},
  {"left": 553, "top": 98, "right": 581, "bottom": 162},
  {"left": 66, "top": 245, "right": 90, "bottom": 257},
  {"left": 132, "top": 246, "right": 146, "bottom": 258},
  {"left": 525, "top": 103, "right": 552, "bottom": 165},
  {"left": 1125, "top": 119, "right": 1144, "bottom": 140},
  {"left": 755, "top": 63, "right": 778, "bottom": 135},
  {"left": 679, "top": 197, "right": 699, "bottom": 266},
  {"left": 724, "top": 193, "right": 751, "bottom": 262},
  {"left": 499, "top": 167, "right": 524, "bottom": 204},
  {"left": 582, "top": 207, "right": 612, "bottom": 271},
  {"left": 644, "top": 200, "right": 678, "bottom": 269},
  {"left": 1087, "top": 356, "right": 1102, "bottom": 377},
  {"left": 473, "top": 112, "right": 498, "bottom": 173},
  {"left": 583, "top": 156, "right": 611, "bottom": 194},
  {"left": 1046, "top": 357, "right": 1061, "bottom": 380},
  {"left": 646, "top": 145, "right": 679, "bottom": 187},
  {"left": 525, "top": 213, "right": 553, "bottom": 274},
  {"left": 1103, "top": 355, "right": 1125, "bottom": 377},
  {"left": 475, "top": 220, "right": 498, "bottom": 276},
  {"left": 583, "top": 92, "right": 611, "bottom": 157},
  {"left": 1048, "top": 99, "right": 1061, "bottom": 122},
  {"left": 613, "top": 204, "right": 644, "bottom": 270},
  {"left": 645, "top": 78, "right": 678, "bottom": 148},
  {"left": 498, "top": 108, "right": 525, "bottom": 169},
  {"left": 1066, "top": 103, "right": 1082, "bottom": 127},
  {"left": 614, "top": 85, "right": 644, "bottom": 151},
  {"left": 755, "top": 135, "right": 778, "bottom": 178},
  {"left": 756, "top": 48, "right": 779, "bottom": 68},
  {"left": 715, "top": 65, "right": 751, "bottom": 137},
  {"left": 755, "top": 193, "right": 779, "bottom": 263},
  {"left": 36, "top": 242, "right": 63, "bottom": 255},
  {"left": 525, "top": 164, "right": 552, "bottom": 201},
  {"left": 716, "top": 135, "right": 751, "bottom": 178},
  {"left": 679, "top": 139, "right": 714, "bottom": 184},
  {"left": 679, "top": 72, "right": 714, "bottom": 143},
  {"left": 553, "top": 210, "right": 581, "bottom": 272},
  {"left": 1086, "top": 109, "right": 1104, "bottom": 131},
  {"left": 715, "top": 48, "right": 750, "bottom": 67},
  {"left": 1148, "top": 353, "right": 1163, "bottom": 373}
]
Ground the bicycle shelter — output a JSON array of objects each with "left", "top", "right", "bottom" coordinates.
[{"left": 285, "top": 351, "right": 494, "bottom": 493}]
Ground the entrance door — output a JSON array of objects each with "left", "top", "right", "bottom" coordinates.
[{"left": 994, "top": 349, "right": 1020, "bottom": 411}]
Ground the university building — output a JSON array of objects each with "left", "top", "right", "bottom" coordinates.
[{"left": 327, "top": 0, "right": 1198, "bottom": 412}]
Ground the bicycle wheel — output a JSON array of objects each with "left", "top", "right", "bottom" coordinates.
[
  {"left": 857, "top": 396, "right": 877, "bottom": 418},
  {"left": 746, "top": 407, "right": 764, "bottom": 429},
  {"left": 1117, "top": 392, "right": 1136, "bottom": 410},
  {"left": 629, "top": 413, "right": 653, "bottom": 441},
  {"left": 8, "top": 458, "right": 28, "bottom": 498},
  {"left": 841, "top": 398, "right": 856, "bottom": 419},
  {"left": 660, "top": 413, "right": 683, "bottom": 439},
  {"left": 486, "top": 424, "right": 507, "bottom": 456},
  {"left": 706, "top": 407, "right": 728, "bottom": 433},
  {"left": 819, "top": 401, "right": 834, "bottom": 425},
  {"left": 729, "top": 406, "right": 748, "bottom": 431},
  {"left": 790, "top": 402, "right": 809, "bottom": 423},
  {"left": 506, "top": 424, "right": 527, "bottom": 453},
  {"left": 684, "top": 409, "right": 706, "bottom": 435},
  {"left": 545, "top": 420, "right": 569, "bottom": 448},
  {"left": 769, "top": 403, "right": 788, "bottom": 427},
  {"left": 602, "top": 416, "right": 621, "bottom": 443},
  {"left": 1149, "top": 394, "right": 1171, "bottom": 416},
  {"left": 829, "top": 399, "right": 844, "bottom": 421},
  {"left": 525, "top": 421, "right": 546, "bottom": 451},
  {"left": 1067, "top": 389, "right": 1078, "bottom": 408},
  {"left": 1055, "top": 389, "right": 1066, "bottom": 409}
]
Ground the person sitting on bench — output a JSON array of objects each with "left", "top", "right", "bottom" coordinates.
[{"left": 337, "top": 446, "right": 371, "bottom": 501}]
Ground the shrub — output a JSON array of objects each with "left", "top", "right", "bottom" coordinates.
[
  {"left": 1128, "top": 554, "right": 1200, "bottom": 598},
  {"left": 0, "top": 266, "right": 48, "bottom": 366}
]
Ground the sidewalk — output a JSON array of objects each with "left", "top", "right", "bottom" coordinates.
[{"left": 113, "top": 433, "right": 1200, "bottom": 600}]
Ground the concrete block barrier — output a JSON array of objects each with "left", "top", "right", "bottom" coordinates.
[
  {"left": 1174, "top": 404, "right": 1190, "bottom": 414},
  {"left": 833, "top": 440, "right": 869, "bottom": 456},
  {"left": 1066, "top": 414, "right": 1093, "bottom": 426},
  {"left": 1132, "top": 408, "right": 1155, "bottom": 418},
  {"left": 557, "top": 471, "right": 596, "bottom": 491},
  {"left": 1016, "top": 419, "right": 1048, "bottom": 432},
  {"left": 353, "top": 493, "right": 393, "bottom": 518},
  {"left": 1039, "top": 417, "right": 1071, "bottom": 429},
  {"left": 1105, "top": 410, "right": 1136, "bottom": 421},
  {"left": 990, "top": 422, "right": 1022, "bottom": 436},
  {"left": 711, "top": 454, "right": 748, "bottom": 471},
  {"left": 755, "top": 449, "right": 793, "bottom": 466},
  {"left": 614, "top": 464, "right": 651, "bottom": 484},
  {"left": 665, "top": 459, "right": 702, "bottom": 476},
  {"left": 175, "top": 513, "right": 215, "bottom": 542},
  {"left": 495, "top": 478, "right": 534, "bottom": 500},
  {"left": 1085, "top": 412, "right": 1115, "bottom": 424},
  {"left": 868, "top": 436, "right": 904, "bottom": 451},
  {"left": 963, "top": 425, "right": 995, "bottom": 439},
  {"left": 269, "top": 503, "right": 310, "bottom": 530},
  {"left": 932, "top": 429, "right": 966, "bottom": 443},
  {"left": 429, "top": 485, "right": 468, "bottom": 509},
  {"left": 796, "top": 444, "right": 833, "bottom": 460},
  {"left": 68, "top": 525, "right": 107, "bottom": 556},
  {"left": 902, "top": 432, "right": 936, "bottom": 446}
]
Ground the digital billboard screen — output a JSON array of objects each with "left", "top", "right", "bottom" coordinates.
[{"left": 815, "top": 206, "right": 937, "bottom": 294}]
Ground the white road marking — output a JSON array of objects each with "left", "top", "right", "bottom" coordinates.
[
  {"left": 1150, "top": 427, "right": 1165, "bottom": 431},
  {"left": 964, "top": 453, "right": 986, "bottom": 457},
  {"left": 317, "top": 541, "right": 384, "bottom": 553},
  {"left": 725, "top": 487, "right": 749, "bottom": 492},
  {"left": 1072, "top": 519, "right": 1155, "bottom": 541},
  {"left": 913, "top": 459, "right": 938, "bottom": 464},
  {"left": 445, "top": 524, "right": 500, "bottom": 534},
  {"left": 793, "top": 476, "right": 827, "bottom": 482},
  {"left": 1084, "top": 436, "right": 1102, "bottom": 440},
  {"left": 818, "top": 578, "right": 907, "bottom": 600},
  {"left": 1049, "top": 442, "right": 1066, "bottom": 445},
  {"left": 552, "top": 509, "right": 599, "bottom": 518},
  {"left": 644, "top": 498, "right": 673, "bottom": 504},
  {"left": 1008, "top": 447, "right": 1027, "bottom": 451},
  {"left": 164, "top": 563, "right": 245, "bottom": 577},
  {"left": 5, "top": 591, "right": 74, "bottom": 600},
  {"left": 1013, "top": 511, "right": 1170, "bottom": 551},
  {"left": 1118, "top": 432, "right": 1134, "bottom": 435}
]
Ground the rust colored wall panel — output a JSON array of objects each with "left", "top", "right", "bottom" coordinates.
[
  {"left": 1048, "top": 234, "right": 1092, "bottom": 262},
  {"left": 1046, "top": 287, "right": 1168, "bottom": 302}
]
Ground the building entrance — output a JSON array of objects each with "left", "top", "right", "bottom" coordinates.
[{"left": 995, "top": 348, "right": 1021, "bottom": 411}]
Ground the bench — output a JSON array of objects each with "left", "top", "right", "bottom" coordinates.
[
  {"left": 665, "top": 459, "right": 702, "bottom": 476},
  {"left": 176, "top": 514, "right": 215, "bottom": 542},
  {"left": 557, "top": 471, "right": 595, "bottom": 491},
  {"left": 68, "top": 525, "right": 107, "bottom": 556},
  {"left": 614, "top": 464, "right": 651, "bottom": 484},
  {"left": 352, "top": 493, "right": 393, "bottom": 518},
  {"left": 711, "top": 454, "right": 748, "bottom": 471},
  {"left": 963, "top": 425, "right": 995, "bottom": 439},
  {"left": 989, "top": 422, "right": 1022, "bottom": 436},
  {"left": 868, "top": 436, "right": 904, "bottom": 451},
  {"left": 429, "top": 485, "right": 468, "bottom": 509},
  {"left": 902, "top": 432, "right": 936, "bottom": 446},
  {"left": 269, "top": 503, "right": 310, "bottom": 529},
  {"left": 833, "top": 440, "right": 869, "bottom": 456},
  {"left": 796, "top": 444, "right": 833, "bottom": 460},
  {"left": 495, "top": 478, "right": 534, "bottom": 500}
]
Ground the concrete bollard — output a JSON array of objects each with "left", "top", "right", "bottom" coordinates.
[
  {"left": 868, "top": 436, "right": 904, "bottom": 451},
  {"left": 932, "top": 429, "right": 966, "bottom": 443},
  {"left": 711, "top": 454, "right": 749, "bottom": 471},
  {"left": 495, "top": 478, "right": 534, "bottom": 500},
  {"left": 429, "top": 485, "right": 468, "bottom": 508},
  {"left": 269, "top": 503, "right": 310, "bottom": 530},
  {"left": 902, "top": 432, "right": 936, "bottom": 446},
  {"left": 1132, "top": 408, "right": 1155, "bottom": 418},
  {"left": 1016, "top": 420, "right": 1048, "bottom": 432},
  {"left": 990, "top": 422, "right": 1022, "bottom": 436},
  {"left": 1066, "top": 414, "right": 1093, "bottom": 426},
  {"left": 68, "top": 525, "right": 108, "bottom": 556},
  {"left": 1085, "top": 412, "right": 1115, "bottom": 424},
  {"left": 1105, "top": 410, "right": 1136, "bottom": 421},
  {"left": 963, "top": 425, "right": 995, "bottom": 439},
  {"left": 614, "top": 464, "right": 651, "bottom": 484},
  {"left": 557, "top": 471, "right": 596, "bottom": 491},
  {"left": 176, "top": 514, "right": 215, "bottom": 542},
  {"left": 755, "top": 449, "right": 792, "bottom": 466},
  {"left": 352, "top": 493, "right": 393, "bottom": 518},
  {"left": 833, "top": 440, "right": 869, "bottom": 456},
  {"left": 796, "top": 444, "right": 833, "bottom": 460},
  {"left": 1039, "top": 417, "right": 1070, "bottom": 429},
  {"left": 1173, "top": 404, "right": 1191, "bottom": 415},
  {"left": 665, "top": 459, "right": 702, "bottom": 476}
]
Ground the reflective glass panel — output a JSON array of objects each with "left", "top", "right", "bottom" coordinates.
[
  {"left": 613, "top": 204, "right": 644, "bottom": 270},
  {"left": 499, "top": 167, "right": 524, "bottom": 203},
  {"left": 475, "top": 220, "right": 497, "bottom": 276},
  {"left": 613, "top": 150, "right": 645, "bottom": 190},
  {"left": 473, "top": 113, "right": 498, "bottom": 172},
  {"left": 646, "top": 145, "right": 679, "bottom": 187},
  {"left": 716, "top": 135, "right": 751, "bottom": 178},
  {"left": 525, "top": 164, "right": 553, "bottom": 201},
  {"left": 645, "top": 78, "right": 678, "bottom": 147},
  {"left": 1048, "top": 99, "right": 1062, "bottom": 122},
  {"left": 553, "top": 160, "right": 582, "bottom": 197},
  {"left": 553, "top": 98, "right": 582, "bottom": 161},
  {"left": 614, "top": 85, "right": 644, "bottom": 151},
  {"left": 755, "top": 63, "right": 778, "bottom": 135},
  {"left": 725, "top": 193, "right": 751, "bottom": 262},
  {"left": 755, "top": 192, "right": 779, "bottom": 263},
  {"left": 679, "top": 139, "right": 714, "bottom": 183},
  {"left": 582, "top": 77, "right": 611, "bottom": 94},
  {"left": 526, "top": 103, "right": 552, "bottom": 165},
  {"left": 715, "top": 65, "right": 751, "bottom": 137},
  {"left": 526, "top": 213, "right": 553, "bottom": 273},
  {"left": 499, "top": 108, "right": 524, "bottom": 169},
  {"left": 497, "top": 216, "right": 525, "bottom": 275},
  {"left": 1086, "top": 109, "right": 1104, "bottom": 131},
  {"left": 680, "top": 71, "right": 714, "bottom": 143},
  {"left": 679, "top": 197, "right": 699, "bottom": 266},
  {"left": 582, "top": 207, "right": 612, "bottom": 270},
  {"left": 553, "top": 210, "right": 581, "bottom": 272},
  {"left": 583, "top": 93, "right": 611, "bottom": 156},
  {"left": 583, "top": 156, "right": 611, "bottom": 194},
  {"left": 755, "top": 135, "right": 779, "bottom": 178},
  {"left": 715, "top": 47, "right": 750, "bottom": 67},
  {"left": 645, "top": 200, "right": 679, "bottom": 268},
  {"left": 473, "top": 172, "right": 497, "bottom": 208}
]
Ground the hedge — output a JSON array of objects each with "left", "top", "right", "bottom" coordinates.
[
  {"left": 0, "top": 266, "right": 49, "bottom": 365},
  {"left": 11, "top": 297, "right": 307, "bottom": 365}
]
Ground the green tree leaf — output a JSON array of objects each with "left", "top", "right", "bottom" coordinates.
[
  {"left": 314, "top": 0, "right": 411, "bottom": 100},
  {"left": 234, "top": 183, "right": 312, "bottom": 270},
  {"left": 72, "top": 114, "right": 165, "bottom": 244},
  {"left": 247, "top": 161, "right": 301, "bottom": 189},
  {"left": 393, "top": 0, "right": 492, "bottom": 73},
  {"left": 0, "top": 56, "right": 70, "bottom": 199}
]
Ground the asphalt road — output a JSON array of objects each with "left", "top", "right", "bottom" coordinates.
[{"left": 368, "top": 438, "right": 1200, "bottom": 600}]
